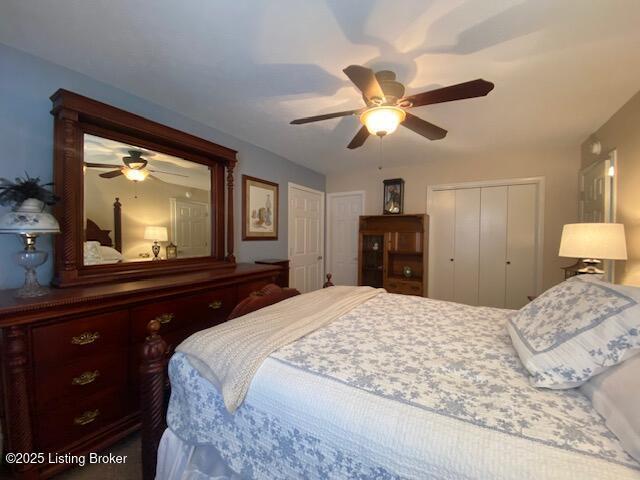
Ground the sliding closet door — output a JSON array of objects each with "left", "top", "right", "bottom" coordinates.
[
  {"left": 428, "top": 189, "right": 456, "bottom": 301},
  {"left": 505, "top": 184, "right": 538, "bottom": 309},
  {"left": 479, "top": 186, "right": 508, "bottom": 307},
  {"left": 453, "top": 188, "right": 480, "bottom": 306}
]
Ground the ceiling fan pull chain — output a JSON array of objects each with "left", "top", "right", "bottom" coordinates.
[{"left": 378, "top": 135, "right": 384, "bottom": 170}]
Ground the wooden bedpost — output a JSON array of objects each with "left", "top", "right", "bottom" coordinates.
[
  {"left": 140, "top": 319, "right": 168, "bottom": 480},
  {"left": 323, "top": 273, "right": 334, "bottom": 288},
  {"left": 113, "top": 197, "right": 122, "bottom": 253}
]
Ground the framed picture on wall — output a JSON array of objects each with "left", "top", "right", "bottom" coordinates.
[
  {"left": 383, "top": 178, "right": 404, "bottom": 214},
  {"left": 242, "top": 175, "right": 279, "bottom": 240}
]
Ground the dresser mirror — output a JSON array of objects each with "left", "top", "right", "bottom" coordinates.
[
  {"left": 83, "top": 133, "right": 212, "bottom": 265},
  {"left": 51, "top": 89, "right": 237, "bottom": 287}
]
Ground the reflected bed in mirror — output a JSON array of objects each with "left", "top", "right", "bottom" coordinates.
[{"left": 83, "top": 133, "right": 212, "bottom": 265}]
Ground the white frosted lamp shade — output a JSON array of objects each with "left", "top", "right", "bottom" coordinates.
[
  {"left": 559, "top": 223, "right": 627, "bottom": 260},
  {"left": 360, "top": 106, "right": 406, "bottom": 136},
  {"left": 144, "top": 226, "right": 168, "bottom": 242},
  {"left": 0, "top": 211, "right": 60, "bottom": 234}
]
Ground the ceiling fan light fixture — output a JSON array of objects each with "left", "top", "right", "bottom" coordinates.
[
  {"left": 360, "top": 106, "right": 406, "bottom": 137},
  {"left": 122, "top": 167, "right": 149, "bottom": 182}
]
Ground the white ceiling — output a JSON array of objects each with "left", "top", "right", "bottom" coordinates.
[{"left": 2, "top": 0, "right": 640, "bottom": 174}]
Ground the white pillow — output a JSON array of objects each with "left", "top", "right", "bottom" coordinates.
[
  {"left": 98, "top": 245, "right": 123, "bottom": 262},
  {"left": 580, "top": 354, "right": 640, "bottom": 462},
  {"left": 507, "top": 275, "right": 640, "bottom": 389},
  {"left": 83, "top": 241, "right": 102, "bottom": 265}
]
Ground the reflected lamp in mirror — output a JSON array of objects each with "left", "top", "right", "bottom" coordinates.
[
  {"left": 559, "top": 223, "right": 627, "bottom": 274},
  {"left": 0, "top": 199, "right": 60, "bottom": 297},
  {"left": 144, "top": 226, "right": 168, "bottom": 261}
]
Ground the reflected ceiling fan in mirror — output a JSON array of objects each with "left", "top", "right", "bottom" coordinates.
[
  {"left": 84, "top": 150, "right": 187, "bottom": 182},
  {"left": 290, "top": 65, "right": 494, "bottom": 149}
]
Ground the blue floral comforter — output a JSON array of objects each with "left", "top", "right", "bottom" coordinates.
[{"left": 167, "top": 293, "right": 640, "bottom": 479}]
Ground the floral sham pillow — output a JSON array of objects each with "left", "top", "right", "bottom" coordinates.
[{"left": 507, "top": 275, "right": 640, "bottom": 389}]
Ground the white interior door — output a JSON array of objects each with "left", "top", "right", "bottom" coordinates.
[
  {"left": 453, "top": 188, "right": 481, "bottom": 306},
  {"left": 505, "top": 184, "right": 538, "bottom": 309},
  {"left": 327, "top": 192, "right": 363, "bottom": 286},
  {"left": 580, "top": 160, "right": 608, "bottom": 222},
  {"left": 479, "top": 186, "right": 508, "bottom": 308},
  {"left": 428, "top": 189, "right": 456, "bottom": 301},
  {"left": 289, "top": 184, "right": 324, "bottom": 293},
  {"left": 170, "top": 198, "right": 209, "bottom": 257}
]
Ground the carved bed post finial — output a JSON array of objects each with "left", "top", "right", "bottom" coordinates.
[
  {"left": 140, "top": 319, "right": 168, "bottom": 480},
  {"left": 4, "top": 326, "right": 37, "bottom": 477},
  {"left": 323, "top": 273, "right": 335, "bottom": 288},
  {"left": 113, "top": 197, "right": 122, "bottom": 253},
  {"left": 226, "top": 160, "right": 237, "bottom": 263}
]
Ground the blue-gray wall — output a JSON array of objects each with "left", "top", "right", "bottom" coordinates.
[{"left": 0, "top": 44, "right": 325, "bottom": 289}]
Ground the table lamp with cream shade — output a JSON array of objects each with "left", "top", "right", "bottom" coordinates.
[
  {"left": 144, "top": 226, "right": 168, "bottom": 260},
  {"left": 559, "top": 223, "right": 627, "bottom": 275}
]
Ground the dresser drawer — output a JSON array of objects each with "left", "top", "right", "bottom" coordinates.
[
  {"left": 32, "top": 310, "right": 129, "bottom": 365},
  {"left": 34, "top": 351, "right": 127, "bottom": 412},
  {"left": 130, "top": 286, "right": 236, "bottom": 343},
  {"left": 36, "top": 387, "right": 126, "bottom": 450},
  {"left": 385, "top": 279, "right": 423, "bottom": 296}
]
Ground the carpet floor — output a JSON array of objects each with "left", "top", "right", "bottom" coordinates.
[{"left": 53, "top": 434, "right": 141, "bottom": 480}]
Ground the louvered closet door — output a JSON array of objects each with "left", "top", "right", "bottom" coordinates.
[
  {"left": 505, "top": 184, "right": 537, "bottom": 309},
  {"left": 428, "top": 189, "right": 455, "bottom": 301},
  {"left": 453, "top": 188, "right": 481, "bottom": 306},
  {"left": 479, "top": 186, "right": 508, "bottom": 308}
]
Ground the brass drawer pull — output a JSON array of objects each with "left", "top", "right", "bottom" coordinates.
[
  {"left": 155, "top": 313, "right": 174, "bottom": 324},
  {"left": 208, "top": 300, "right": 223, "bottom": 310},
  {"left": 72, "top": 370, "right": 100, "bottom": 386},
  {"left": 73, "top": 409, "right": 100, "bottom": 426},
  {"left": 71, "top": 331, "right": 101, "bottom": 345}
]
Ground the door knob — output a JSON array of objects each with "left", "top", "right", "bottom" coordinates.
[
  {"left": 506, "top": 261, "right": 511, "bottom": 265},
  {"left": 450, "top": 258, "right": 454, "bottom": 262}
]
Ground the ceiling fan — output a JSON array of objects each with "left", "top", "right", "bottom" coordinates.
[
  {"left": 84, "top": 150, "right": 187, "bottom": 182},
  {"left": 290, "top": 65, "right": 494, "bottom": 149}
]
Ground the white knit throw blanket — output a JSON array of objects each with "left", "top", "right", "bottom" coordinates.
[{"left": 177, "top": 286, "right": 384, "bottom": 412}]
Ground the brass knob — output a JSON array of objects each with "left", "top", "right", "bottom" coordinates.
[
  {"left": 208, "top": 300, "right": 223, "bottom": 310},
  {"left": 71, "top": 331, "right": 101, "bottom": 345},
  {"left": 74, "top": 409, "right": 100, "bottom": 426},
  {"left": 72, "top": 370, "right": 100, "bottom": 386},
  {"left": 155, "top": 313, "right": 174, "bottom": 324}
]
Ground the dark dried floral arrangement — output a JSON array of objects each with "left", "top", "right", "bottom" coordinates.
[{"left": 0, "top": 173, "right": 60, "bottom": 207}]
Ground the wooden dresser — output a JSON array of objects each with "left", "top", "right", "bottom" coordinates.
[{"left": 0, "top": 263, "right": 281, "bottom": 479}]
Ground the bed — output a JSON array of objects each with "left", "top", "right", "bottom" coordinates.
[
  {"left": 141, "top": 284, "right": 640, "bottom": 480},
  {"left": 83, "top": 197, "right": 124, "bottom": 264}
]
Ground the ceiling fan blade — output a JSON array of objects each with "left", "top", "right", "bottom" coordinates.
[
  {"left": 402, "top": 113, "right": 447, "bottom": 140},
  {"left": 99, "top": 169, "right": 124, "bottom": 179},
  {"left": 290, "top": 109, "right": 360, "bottom": 125},
  {"left": 343, "top": 65, "right": 385, "bottom": 102},
  {"left": 84, "top": 162, "right": 122, "bottom": 169},
  {"left": 403, "top": 79, "right": 494, "bottom": 108},
  {"left": 347, "top": 125, "right": 370, "bottom": 149}
]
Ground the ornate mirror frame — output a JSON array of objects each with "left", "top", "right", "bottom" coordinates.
[{"left": 50, "top": 89, "right": 237, "bottom": 287}]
